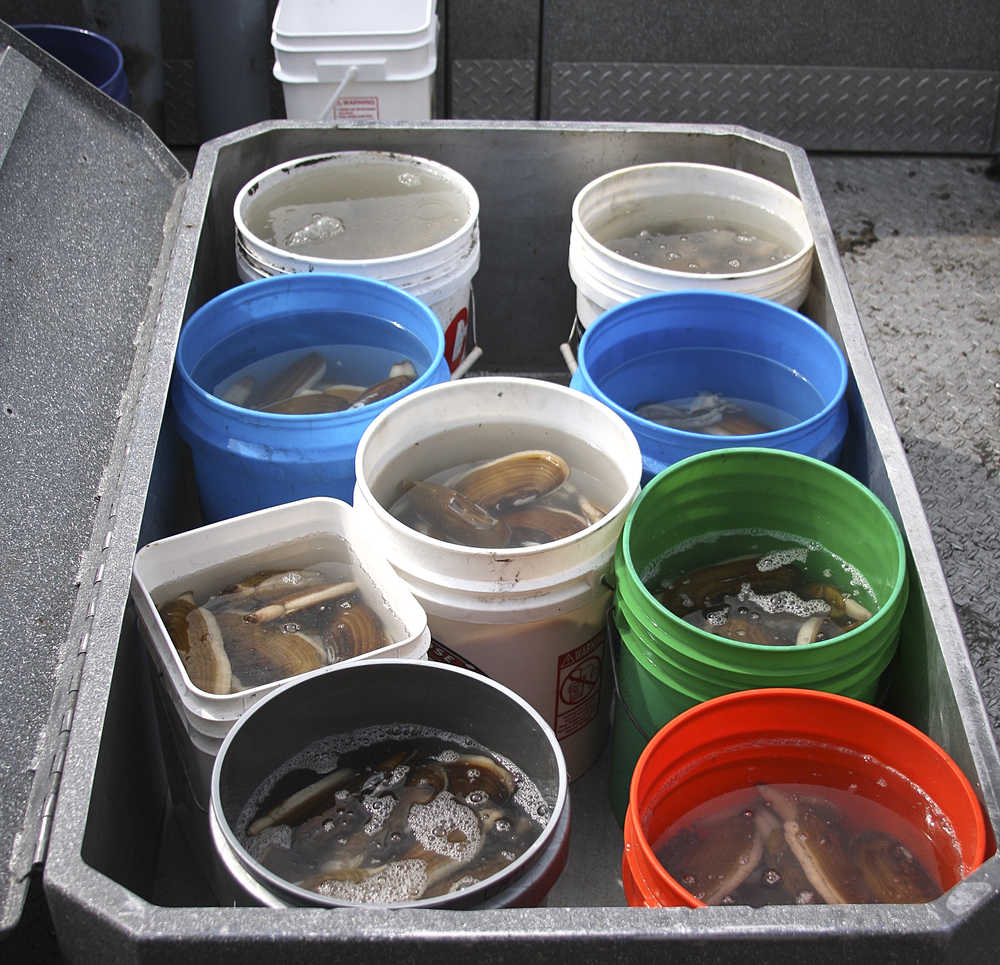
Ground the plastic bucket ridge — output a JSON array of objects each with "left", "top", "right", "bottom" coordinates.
[{"left": 608, "top": 447, "right": 909, "bottom": 821}]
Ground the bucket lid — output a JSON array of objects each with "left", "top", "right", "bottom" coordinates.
[
  {"left": 0, "top": 23, "right": 188, "bottom": 934},
  {"left": 273, "top": 0, "right": 436, "bottom": 41}
]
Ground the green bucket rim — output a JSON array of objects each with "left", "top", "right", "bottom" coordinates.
[{"left": 615, "top": 447, "right": 908, "bottom": 658}]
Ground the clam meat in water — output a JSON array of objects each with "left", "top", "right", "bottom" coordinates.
[
  {"left": 654, "top": 783, "right": 946, "bottom": 907},
  {"left": 389, "top": 448, "right": 610, "bottom": 549},
  {"left": 451, "top": 449, "right": 570, "bottom": 513},
  {"left": 654, "top": 554, "right": 874, "bottom": 647},
  {"left": 634, "top": 392, "right": 772, "bottom": 436},
  {"left": 239, "top": 728, "right": 547, "bottom": 904},
  {"left": 402, "top": 480, "right": 511, "bottom": 548},
  {"left": 158, "top": 569, "right": 389, "bottom": 695},
  {"left": 657, "top": 809, "right": 763, "bottom": 905}
]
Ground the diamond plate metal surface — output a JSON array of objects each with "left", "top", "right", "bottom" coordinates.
[
  {"left": 809, "top": 154, "right": 1000, "bottom": 730},
  {"left": 451, "top": 59, "right": 537, "bottom": 119},
  {"left": 550, "top": 63, "right": 1000, "bottom": 152},
  {"left": 163, "top": 58, "right": 198, "bottom": 147}
]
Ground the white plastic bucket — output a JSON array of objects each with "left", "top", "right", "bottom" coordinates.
[
  {"left": 273, "top": 44, "right": 435, "bottom": 122},
  {"left": 234, "top": 152, "right": 479, "bottom": 372},
  {"left": 271, "top": 0, "right": 437, "bottom": 121},
  {"left": 352, "top": 377, "right": 643, "bottom": 779},
  {"left": 131, "top": 496, "right": 431, "bottom": 808},
  {"left": 568, "top": 162, "right": 815, "bottom": 327}
]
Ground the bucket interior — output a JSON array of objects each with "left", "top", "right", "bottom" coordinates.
[{"left": 213, "top": 661, "right": 566, "bottom": 908}]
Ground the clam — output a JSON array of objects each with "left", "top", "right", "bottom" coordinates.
[
  {"left": 503, "top": 504, "right": 589, "bottom": 544},
  {"left": 753, "top": 805, "right": 820, "bottom": 904},
  {"left": 700, "top": 614, "right": 784, "bottom": 646},
  {"left": 850, "top": 831, "right": 940, "bottom": 903},
  {"left": 262, "top": 391, "right": 350, "bottom": 415},
  {"left": 250, "top": 351, "right": 326, "bottom": 409},
  {"left": 219, "top": 374, "right": 255, "bottom": 407},
  {"left": 451, "top": 450, "right": 570, "bottom": 513},
  {"left": 657, "top": 809, "right": 763, "bottom": 905},
  {"left": 656, "top": 556, "right": 804, "bottom": 617},
  {"left": 323, "top": 384, "right": 364, "bottom": 404},
  {"left": 245, "top": 580, "right": 358, "bottom": 624},
  {"left": 158, "top": 591, "right": 198, "bottom": 656},
  {"left": 159, "top": 593, "right": 233, "bottom": 694},
  {"left": 350, "top": 362, "right": 417, "bottom": 408},
  {"left": 248, "top": 767, "right": 357, "bottom": 836},
  {"left": 214, "top": 609, "right": 327, "bottom": 690},
  {"left": 803, "top": 582, "right": 873, "bottom": 623},
  {"left": 444, "top": 753, "right": 516, "bottom": 807},
  {"left": 215, "top": 568, "right": 328, "bottom": 606},
  {"left": 705, "top": 410, "right": 772, "bottom": 436},
  {"left": 756, "top": 784, "right": 873, "bottom": 905},
  {"left": 403, "top": 479, "right": 511, "bottom": 548},
  {"left": 322, "top": 600, "right": 389, "bottom": 662}
]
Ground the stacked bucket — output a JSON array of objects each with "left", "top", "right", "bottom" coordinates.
[{"left": 271, "top": 0, "right": 438, "bottom": 121}]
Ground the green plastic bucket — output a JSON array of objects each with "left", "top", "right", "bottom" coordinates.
[{"left": 608, "top": 447, "right": 909, "bottom": 821}]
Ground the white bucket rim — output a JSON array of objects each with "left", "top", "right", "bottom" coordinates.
[
  {"left": 271, "top": 25, "right": 437, "bottom": 55},
  {"left": 234, "top": 151, "right": 480, "bottom": 276},
  {"left": 354, "top": 376, "right": 643, "bottom": 564},
  {"left": 570, "top": 161, "right": 813, "bottom": 282}
]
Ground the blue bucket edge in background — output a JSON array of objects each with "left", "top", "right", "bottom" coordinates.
[
  {"left": 15, "top": 23, "right": 130, "bottom": 107},
  {"left": 171, "top": 273, "right": 450, "bottom": 522},
  {"left": 569, "top": 289, "right": 850, "bottom": 482}
]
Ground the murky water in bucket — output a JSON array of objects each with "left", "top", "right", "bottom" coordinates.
[
  {"left": 244, "top": 158, "right": 469, "bottom": 260},
  {"left": 236, "top": 724, "right": 549, "bottom": 903}
]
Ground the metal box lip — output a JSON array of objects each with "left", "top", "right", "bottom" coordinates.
[{"left": 30, "top": 119, "right": 1000, "bottom": 959}]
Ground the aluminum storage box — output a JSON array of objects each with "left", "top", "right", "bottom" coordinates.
[{"left": 2, "top": 19, "right": 999, "bottom": 963}]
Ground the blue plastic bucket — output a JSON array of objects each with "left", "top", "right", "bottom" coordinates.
[
  {"left": 171, "top": 273, "right": 449, "bottom": 522},
  {"left": 16, "top": 24, "right": 130, "bottom": 106},
  {"left": 569, "top": 290, "right": 849, "bottom": 483}
]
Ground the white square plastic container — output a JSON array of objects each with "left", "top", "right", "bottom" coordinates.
[{"left": 131, "top": 496, "right": 431, "bottom": 755}]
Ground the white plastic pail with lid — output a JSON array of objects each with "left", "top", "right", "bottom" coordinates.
[
  {"left": 352, "top": 377, "right": 643, "bottom": 779},
  {"left": 234, "top": 151, "right": 479, "bottom": 372}
]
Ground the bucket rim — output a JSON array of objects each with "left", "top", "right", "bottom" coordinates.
[
  {"left": 353, "top": 376, "right": 644, "bottom": 560},
  {"left": 624, "top": 686, "right": 988, "bottom": 909},
  {"left": 615, "top": 446, "right": 908, "bottom": 654},
  {"left": 15, "top": 22, "right": 126, "bottom": 93},
  {"left": 574, "top": 289, "right": 849, "bottom": 447},
  {"left": 173, "top": 272, "right": 446, "bottom": 426},
  {"left": 209, "top": 657, "right": 569, "bottom": 910},
  {"left": 570, "top": 161, "right": 813, "bottom": 282},
  {"left": 233, "top": 151, "right": 480, "bottom": 273}
]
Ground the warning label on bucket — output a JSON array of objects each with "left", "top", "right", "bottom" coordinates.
[
  {"left": 444, "top": 307, "right": 469, "bottom": 370},
  {"left": 553, "top": 631, "right": 604, "bottom": 740},
  {"left": 334, "top": 96, "right": 380, "bottom": 121}
]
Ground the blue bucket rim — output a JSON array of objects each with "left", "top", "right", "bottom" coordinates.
[
  {"left": 175, "top": 272, "right": 447, "bottom": 424},
  {"left": 574, "top": 289, "right": 849, "bottom": 445},
  {"left": 15, "top": 23, "right": 125, "bottom": 93}
]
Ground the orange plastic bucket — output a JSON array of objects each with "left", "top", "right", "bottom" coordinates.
[{"left": 622, "top": 688, "right": 988, "bottom": 907}]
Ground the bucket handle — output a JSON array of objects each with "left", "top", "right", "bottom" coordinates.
[
  {"left": 606, "top": 605, "right": 654, "bottom": 746},
  {"left": 559, "top": 314, "right": 584, "bottom": 376},
  {"left": 450, "top": 285, "right": 483, "bottom": 380},
  {"left": 319, "top": 64, "right": 359, "bottom": 122}
]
